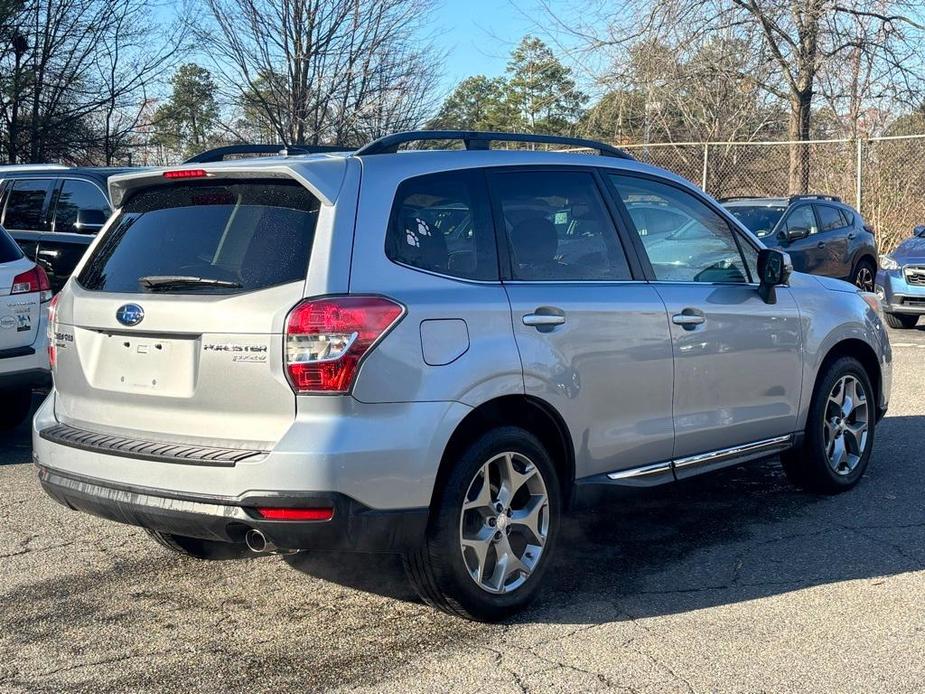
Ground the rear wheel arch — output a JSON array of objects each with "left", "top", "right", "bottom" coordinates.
[{"left": 431, "top": 395, "right": 575, "bottom": 514}]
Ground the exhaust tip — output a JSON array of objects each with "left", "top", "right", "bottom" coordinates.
[{"left": 245, "top": 528, "right": 270, "bottom": 553}]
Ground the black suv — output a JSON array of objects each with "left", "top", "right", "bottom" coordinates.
[
  {"left": 0, "top": 166, "right": 130, "bottom": 292},
  {"left": 721, "top": 195, "right": 878, "bottom": 291}
]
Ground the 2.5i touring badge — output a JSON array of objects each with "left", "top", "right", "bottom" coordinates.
[{"left": 116, "top": 304, "right": 145, "bottom": 326}]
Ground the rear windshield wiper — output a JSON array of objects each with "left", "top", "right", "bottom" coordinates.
[{"left": 139, "top": 275, "right": 243, "bottom": 291}]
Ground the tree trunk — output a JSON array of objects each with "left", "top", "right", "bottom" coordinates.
[{"left": 788, "top": 88, "right": 812, "bottom": 193}]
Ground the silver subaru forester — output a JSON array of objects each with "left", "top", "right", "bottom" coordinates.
[{"left": 33, "top": 131, "right": 891, "bottom": 621}]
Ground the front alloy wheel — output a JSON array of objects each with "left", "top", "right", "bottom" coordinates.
[
  {"left": 823, "top": 375, "right": 869, "bottom": 476},
  {"left": 780, "top": 356, "right": 875, "bottom": 494},
  {"left": 459, "top": 452, "right": 549, "bottom": 594}
]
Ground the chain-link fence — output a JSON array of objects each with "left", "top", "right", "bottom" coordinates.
[{"left": 622, "top": 135, "right": 925, "bottom": 252}]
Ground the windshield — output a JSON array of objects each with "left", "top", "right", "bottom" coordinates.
[
  {"left": 77, "top": 179, "right": 320, "bottom": 295},
  {"left": 725, "top": 205, "right": 786, "bottom": 237}
]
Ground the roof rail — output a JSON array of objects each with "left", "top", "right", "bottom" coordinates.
[
  {"left": 0, "top": 163, "right": 69, "bottom": 172},
  {"left": 183, "top": 143, "right": 348, "bottom": 164},
  {"left": 789, "top": 194, "right": 841, "bottom": 203},
  {"left": 354, "top": 130, "right": 634, "bottom": 159},
  {"left": 716, "top": 195, "right": 769, "bottom": 203}
]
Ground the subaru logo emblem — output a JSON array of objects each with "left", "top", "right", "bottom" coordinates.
[{"left": 116, "top": 304, "right": 144, "bottom": 326}]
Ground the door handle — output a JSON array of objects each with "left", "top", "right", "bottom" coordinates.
[
  {"left": 672, "top": 310, "right": 705, "bottom": 329},
  {"left": 523, "top": 313, "right": 566, "bottom": 327},
  {"left": 847, "top": 232, "right": 857, "bottom": 239},
  {"left": 817, "top": 241, "right": 826, "bottom": 248}
]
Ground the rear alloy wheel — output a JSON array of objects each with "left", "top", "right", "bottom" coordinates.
[
  {"left": 781, "top": 356, "right": 875, "bottom": 494},
  {"left": 459, "top": 452, "right": 550, "bottom": 595},
  {"left": 404, "top": 426, "right": 560, "bottom": 621},
  {"left": 883, "top": 312, "right": 919, "bottom": 329},
  {"left": 853, "top": 259, "right": 876, "bottom": 293},
  {"left": 0, "top": 387, "right": 32, "bottom": 431}
]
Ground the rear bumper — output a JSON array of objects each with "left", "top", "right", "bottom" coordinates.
[
  {"left": 37, "top": 464, "right": 428, "bottom": 553},
  {"left": 0, "top": 341, "right": 50, "bottom": 390},
  {"left": 33, "top": 391, "right": 471, "bottom": 510}
]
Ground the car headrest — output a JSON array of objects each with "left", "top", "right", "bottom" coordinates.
[{"left": 510, "top": 217, "right": 558, "bottom": 266}]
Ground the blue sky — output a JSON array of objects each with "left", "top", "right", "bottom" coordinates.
[{"left": 435, "top": 0, "right": 540, "bottom": 97}]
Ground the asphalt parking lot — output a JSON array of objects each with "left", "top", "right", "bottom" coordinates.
[{"left": 2, "top": 326, "right": 924, "bottom": 693}]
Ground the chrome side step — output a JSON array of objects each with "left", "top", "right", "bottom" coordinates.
[{"left": 602, "top": 434, "right": 794, "bottom": 487}]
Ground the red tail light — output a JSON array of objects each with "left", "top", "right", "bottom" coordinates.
[
  {"left": 255, "top": 507, "right": 334, "bottom": 521},
  {"left": 284, "top": 296, "right": 404, "bottom": 394},
  {"left": 47, "top": 293, "right": 60, "bottom": 369},
  {"left": 163, "top": 169, "right": 208, "bottom": 179},
  {"left": 11, "top": 265, "right": 52, "bottom": 302}
]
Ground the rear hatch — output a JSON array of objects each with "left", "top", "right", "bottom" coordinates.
[
  {"left": 0, "top": 234, "right": 41, "bottom": 353},
  {"left": 53, "top": 176, "right": 321, "bottom": 449}
]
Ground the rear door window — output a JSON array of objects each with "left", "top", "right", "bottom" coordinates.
[
  {"left": 77, "top": 180, "right": 320, "bottom": 294},
  {"left": 54, "top": 179, "right": 111, "bottom": 233},
  {"left": 816, "top": 204, "right": 845, "bottom": 232},
  {"left": 386, "top": 170, "right": 498, "bottom": 280},
  {"left": 492, "top": 170, "right": 631, "bottom": 281},
  {"left": 3, "top": 179, "right": 54, "bottom": 231}
]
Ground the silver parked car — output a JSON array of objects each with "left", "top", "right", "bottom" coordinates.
[{"left": 33, "top": 131, "right": 891, "bottom": 621}]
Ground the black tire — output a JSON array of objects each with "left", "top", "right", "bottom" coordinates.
[
  {"left": 781, "top": 356, "right": 876, "bottom": 494},
  {"left": 404, "top": 426, "right": 561, "bottom": 621},
  {"left": 0, "top": 387, "right": 32, "bottom": 431},
  {"left": 144, "top": 528, "right": 252, "bottom": 560},
  {"left": 852, "top": 258, "right": 876, "bottom": 293},
  {"left": 883, "top": 312, "right": 919, "bottom": 329}
]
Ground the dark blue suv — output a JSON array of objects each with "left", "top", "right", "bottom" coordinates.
[{"left": 722, "top": 195, "right": 878, "bottom": 291}]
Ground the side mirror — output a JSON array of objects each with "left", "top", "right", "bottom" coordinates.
[
  {"left": 73, "top": 208, "right": 108, "bottom": 233},
  {"left": 787, "top": 226, "right": 810, "bottom": 241},
  {"left": 757, "top": 248, "right": 792, "bottom": 304},
  {"left": 914, "top": 224, "right": 925, "bottom": 238}
]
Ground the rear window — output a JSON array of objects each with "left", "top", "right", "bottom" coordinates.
[
  {"left": 724, "top": 205, "right": 786, "bottom": 237},
  {"left": 0, "top": 226, "right": 24, "bottom": 263},
  {"left": 77, "top": 180, "right": 320, "bottom": 294}
]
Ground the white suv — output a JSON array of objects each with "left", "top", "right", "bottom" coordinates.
[{"left": 0, "top": 223, "right": 51, "bottom": 429}]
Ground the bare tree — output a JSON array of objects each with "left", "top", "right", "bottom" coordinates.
[
  {"left": 0, "top": 0, "right": 185, "bottom": 164},
  {"left": 541, "top": 0, "right": 925, "bottom": 192},
  {"left": 197, "top": 0, "right": 440, "bottom": 147}
]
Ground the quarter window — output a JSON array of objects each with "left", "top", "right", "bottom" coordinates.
[
  {"left": 493, "top": 170, "right": 631, "bottom": 281},
  {"left": 3, "top": 179, "right": 53, "bottom": 231},
  {"left": 610, "top": 174, "right": 753, "bottom": 284},
  {"left": 386, "top": 170, "right": 497, "bottom": 281}
]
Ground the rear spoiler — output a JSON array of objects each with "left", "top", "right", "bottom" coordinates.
[{"left": 107, "top": 159, "right": 348, "bottom": 208}]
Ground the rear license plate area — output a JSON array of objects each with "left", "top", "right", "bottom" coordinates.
[{"left": 89, "top": 333, "right": 197, "bottom": 397}]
